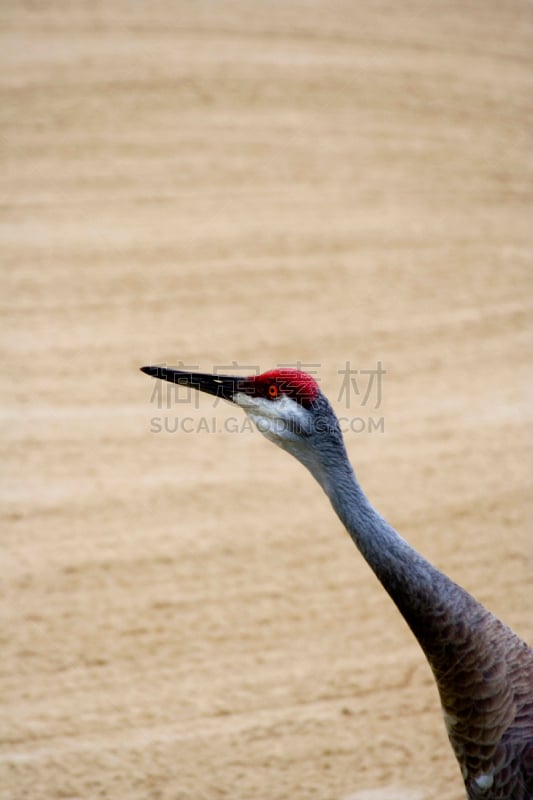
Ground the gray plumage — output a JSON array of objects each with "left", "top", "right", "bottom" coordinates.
[
  {"left": 141, "top": 366, "right": 533, "bottom": 798},
  {"left": 302, "top": 393, "right": 533, "bottom": 799}
]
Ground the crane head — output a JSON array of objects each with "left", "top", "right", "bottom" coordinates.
[
  {"left": 141, "top": 363, "right": 317, "bottom": 427},
  {"left": 141, "top": 365, "right": 347, "bottom": 492}
]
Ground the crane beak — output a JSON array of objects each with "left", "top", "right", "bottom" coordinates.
[{"left": 140, "top": 366, "right": 244, "bottom": 404}]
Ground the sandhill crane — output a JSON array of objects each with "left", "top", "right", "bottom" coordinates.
[{"left": 141, "top": 365, "right": 533, "bottom": 799}]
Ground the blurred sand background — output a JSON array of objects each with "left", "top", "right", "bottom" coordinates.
[{"left": 1, "top": 2, "right": 532, "bottom": 799}]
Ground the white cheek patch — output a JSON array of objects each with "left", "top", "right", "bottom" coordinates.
[{"left": 233, "top": 392, "right": 308, "bottom": 440}]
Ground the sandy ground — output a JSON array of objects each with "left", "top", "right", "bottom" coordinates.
[{"left": 1, "top": 2, "right": 532, "bottom": 799}]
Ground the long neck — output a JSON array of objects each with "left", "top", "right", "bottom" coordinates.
[
  {"left": 288, "top": 415, "right": 533, "bottom": 797},
  {"left": 319, "top": 454, "right": 469, "bottom": 647},
  {"left": 310, "top": 443, "right": 513, "bottom": 696}
]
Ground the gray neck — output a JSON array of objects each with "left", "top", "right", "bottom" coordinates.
[
  {"left": 281, "top": 410, "right": 533, "bottom": 794},
  {"left": 319, "top": 454, "right": 439, "bottom": 616},
  {"left": 303, "top": 435, "right": 490, "bottom": 665}
]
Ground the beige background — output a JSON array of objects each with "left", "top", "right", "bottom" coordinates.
[{"left": 1, "top": 3, "right": 532, "bottom": 799}]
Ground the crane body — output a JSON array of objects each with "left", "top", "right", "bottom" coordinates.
[{"left": 141, "top": 365, "right": 533, "bottom": 799}]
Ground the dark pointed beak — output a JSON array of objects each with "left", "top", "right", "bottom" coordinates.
[{"left": 140, "top": 366, "right": 244, "bottom": 404}]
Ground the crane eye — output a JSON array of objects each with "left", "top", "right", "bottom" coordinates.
[{"left": 268, "top": 384, "right": 279, "bottom": 399}]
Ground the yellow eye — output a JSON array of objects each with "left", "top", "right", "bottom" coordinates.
[{"left": 268, "top": 384, "right": 279, "bottom": 399}]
